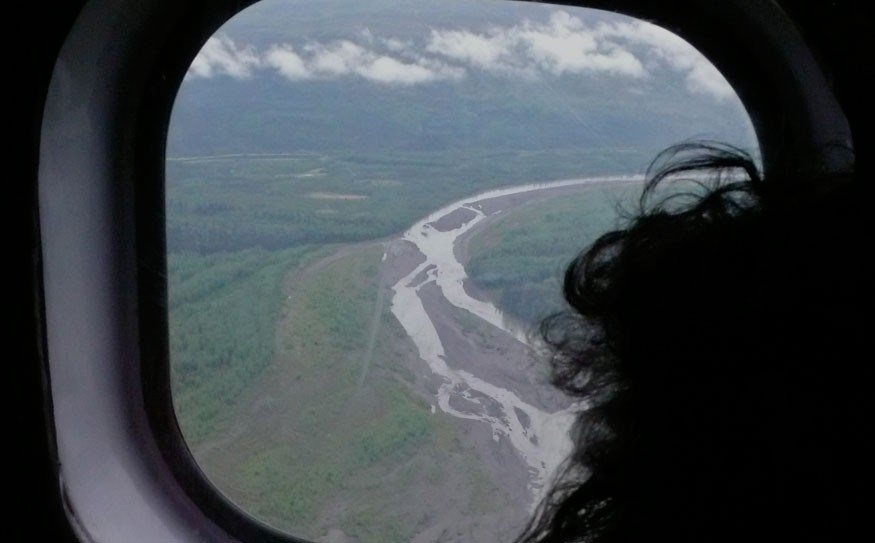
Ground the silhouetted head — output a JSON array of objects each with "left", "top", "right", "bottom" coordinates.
[{"left": 519, "top": 143, "right": 869, "bottom": 542}]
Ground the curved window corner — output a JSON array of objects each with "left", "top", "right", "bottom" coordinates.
[{"left": 36, "top": 0, "right": 850, "bottom": 542}]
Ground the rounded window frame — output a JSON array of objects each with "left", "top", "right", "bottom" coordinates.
[{"left": 37, "top": 0, "right": 851, "bottom": 541}]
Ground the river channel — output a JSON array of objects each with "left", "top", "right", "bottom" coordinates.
[{"left": 387, "top": 175, "right": 639, "bottom": 506}]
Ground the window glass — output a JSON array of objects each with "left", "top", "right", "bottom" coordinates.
[{"left": 166, "top": 1, "right": 757, "bottom": 541}]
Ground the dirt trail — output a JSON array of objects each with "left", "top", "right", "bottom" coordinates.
[{"left": 357, "top": 258, "right": 388, "bottom": 389}]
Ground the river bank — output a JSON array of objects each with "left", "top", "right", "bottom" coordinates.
[{"left": 386, "top": 175, "right": 641, "bottom": 507}]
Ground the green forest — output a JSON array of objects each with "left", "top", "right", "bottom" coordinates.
[
  {"left": 466, "top": 182, "right": 640, "bottom": 325},
  {"left": 168, "top": 246, "right": 327, "bottom": 443},
  {"left": 166, "top": 148, "right": 653, "bottom": 253}
]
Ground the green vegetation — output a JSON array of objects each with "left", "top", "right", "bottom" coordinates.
[
  {"left": 466, "top": 182, "right": 640, "bottom": 324},
  {"left": 166, "top": 148, "right": 653, "bottom": 253},
  {"left": 280, "top": 247, "right": 383, "bottom": 371},
  {"left": 189, "top": 246, "right": 479, "bottom": 541},
  {"left": 465, "top": 456, "right": 502, "bottom": 515},
  {"left": 168, "top": 246, "right": 325, "bottom": 444},
  {"left": 234, "top": 386, "right": 434, "bottom": 536},
  {"left": 166, "top": 168, "right": 643, "bottom": 539},
  {"left": 339, "top": 506, "right": 409, "bottom": 543}
]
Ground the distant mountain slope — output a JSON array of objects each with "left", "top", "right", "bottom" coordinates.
[{"left": 167, "top": 0, "right": 756, "bottom": 158}]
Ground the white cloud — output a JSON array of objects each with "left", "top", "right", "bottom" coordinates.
[
  {"left": 684, "top": 62, "right": 735, "bottom": 100},
  {"left": 264, "top": 39, "right": 463, "bottom": 85},
  {"left": 426, "top": 10, "right": 645, "bottom": 78},
  {"left": 427, "top": 28, "right": 516, "bottom": 72},
  {"left": 360, "top": 55, "right": 440, "bottom": 84},
  {"left": 424, "top": 10, "right": 731, "bottom": 99},
  {"left": 382, "top": 37, "right": 408, "bottom": 53},
  {"left": 264, "top": 45, "right": 310, "bottom": 80},
  {"left": 316, "top": 40, "right": 462, "bottom": 84},
  {"left": 595, "top": 19, "right": 735, "bottom": 100},
  {"left": 306, "top": 40, "right": 365, "bottom": 75},
  {"left": 520, "top": 11, "right": 645, "bottom": 77},
  {"left": 187, "top": 35, "right": 261, "bottom": 79},
  {"left": 185, "top": 11, "right": 734, "bottom": 100}
]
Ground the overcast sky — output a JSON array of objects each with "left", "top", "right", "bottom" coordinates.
[{"left": 187, "top": 9, "right": 734, "bottom": 101}]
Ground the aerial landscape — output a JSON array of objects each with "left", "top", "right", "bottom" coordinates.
[{"left": 166, "top": 1, "right": 757, "bottom": 541}]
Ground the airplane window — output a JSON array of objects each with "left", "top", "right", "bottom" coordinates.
[{"left": 165, "top": 0, "right": 757, "bottom": 541}]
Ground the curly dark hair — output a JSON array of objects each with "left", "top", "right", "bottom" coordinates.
[{"left": 516, "top": 143, "right": 867, "bottom": 543}]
